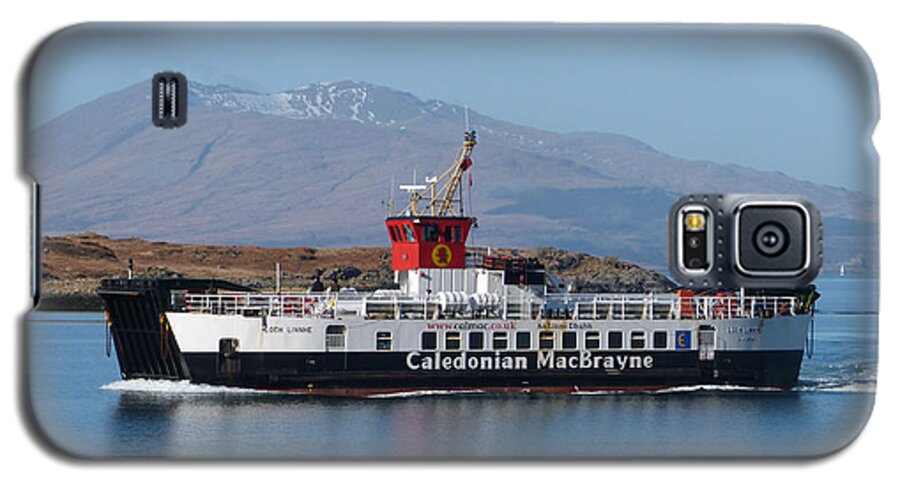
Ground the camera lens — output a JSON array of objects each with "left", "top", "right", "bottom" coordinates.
[
  {"left": 753, "top": 223, "right": 788, "bottom": 256},
  {"left": 687, "top": 257, "right": 702, "bottom": 268},
  {"left": 687, "top": 236, "right": 702, "bottom": 249}
]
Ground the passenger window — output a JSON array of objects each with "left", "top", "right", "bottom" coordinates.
[
  {"left": 445, "top": 331, "right": 461, "bottom": 351},
  {"left": 630, "top": 330, "right": 646, "bottom": 350},
  {"left": 421, "top": 331, "right": 437, "bottom": 350},
  {"left": 376, "top": 331, "right": 392, "bottom": 351},
  {"left": 585, "top": 331, "right": 601, "bottom": 349},
  {"left": 562, "top": 331, "right": 577, "bottom": 349},
  {"left": 492, "top": 331, "right": 509, "bottom": 350},
  {"left": 608, "top": 331, "right": 623, "bottom": 350},
  {"left": 516, "top": 331, "right": 532, "bottom": 350},
  {"left": 539, "top": 331, "right": 555, "bottom": 349},
  {"left": 653, "top": 331, "right": 668, "bottom": 349},
  {"left": 469, "top": 331, "right": 485, "bottom": 350}
]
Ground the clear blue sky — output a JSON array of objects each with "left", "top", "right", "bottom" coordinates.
[{"left": 27, "top": 24, "right": 878, "bottom": 192}]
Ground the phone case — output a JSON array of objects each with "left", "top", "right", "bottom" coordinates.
[{"left": 25, "top": 23, "right": 878, "bottom": 459}]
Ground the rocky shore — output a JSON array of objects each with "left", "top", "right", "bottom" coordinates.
[{"left": 39, "top": 233, "right": 675, "bottom": 311}]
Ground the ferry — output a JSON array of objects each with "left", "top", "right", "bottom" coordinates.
[{"left": 98, "top": 131, "right": 818, "bottom": 396}]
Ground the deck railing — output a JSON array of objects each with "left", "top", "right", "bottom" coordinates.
[{"left": 178, "top": 290, "right": 800, "bottom": 321}]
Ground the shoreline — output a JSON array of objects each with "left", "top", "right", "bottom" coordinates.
[
  {"left": 40, "top": 233, "right": 683, "bottom": 312},
  {"left": 36, "top": 293, "right": 106, "bottom": 312},
  {"left": 39, "top": 233, "right": 876, "bottom": 312}
]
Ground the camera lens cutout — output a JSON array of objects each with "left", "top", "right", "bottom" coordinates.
[
  {"left": 753, "top": 222, "right": 788, "bottom": 257},
  {"left": 669, "top": 195, "right": 821, "bottom": 289},
  {"left": 737, "top": 204, "right": 808, "bottom": 275}
]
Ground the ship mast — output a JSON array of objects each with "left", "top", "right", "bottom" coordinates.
[{"left": 396, "top": 129, "right": 477, "bottom": 217}]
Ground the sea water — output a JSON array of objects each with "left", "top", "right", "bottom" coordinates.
[{"left": 24, "top": 278, "right": 876, "bottom": 459}]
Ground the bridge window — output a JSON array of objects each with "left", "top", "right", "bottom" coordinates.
[
  {"left": 608, "top": 331, "right": 623, "bottom": 350},
  {"left": 444, "top": 225, "right": 453, "bottom": 243},
  {"left": 454, "top": 226, "right": 462, "bottom": 243},
  {"left": 516, "top": 331, "right": 532, "bottom": 350},
  {"left": 468, "top": 331, "right": 485, "bottom": 350},
  {"left": 562, "top": 331, "right": 577, "bottom": 349},
  {"left": 423, "top": 225, "right": 440, "bottom": 242},
  {"left": 653, "top": 331, "right": 668, "bottom": 349},
  {"left": 492, "top": 331, "right": 509, "bottom": 350},
  {"left": 539, "top": 331, "right": 555, "bottom": 349},
  {"left": 403, "top": 225, "right": 416, "bottom": 242},
  {"left": 445, "top": 331, "right": 461, "bottom": 351},
  {"left": 585, "top": 331, "right": 601, "bottom": 349},
  {"left": 376, "top": 331, "right": 392, "bottom": 351},
  {"left": 421, "top": 331, "right": 437, "bottom": 350},
  {"left": 630, "top": 330, "right": 646, "bottom": 350}
]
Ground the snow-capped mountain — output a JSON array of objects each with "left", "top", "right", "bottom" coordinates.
[{"left": 190, "top": 81, "right": 436, "bottom": 126}]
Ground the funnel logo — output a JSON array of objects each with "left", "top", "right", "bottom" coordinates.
[{"left": 432, "top": 244, "right": 452, "bottom": 268}]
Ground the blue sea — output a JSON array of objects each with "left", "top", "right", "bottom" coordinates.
[{"left": 25, "top": 278, "right": 877, "bottom": 459}]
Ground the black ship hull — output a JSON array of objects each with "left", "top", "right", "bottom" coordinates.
[
  {"left": 175, "top": 350, "right": 803, "bottom": 395},
  {"left": 177, "top": 349, "right": 803, "bottom": 395}
]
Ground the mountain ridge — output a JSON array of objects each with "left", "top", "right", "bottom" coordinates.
[{"left": 28, "top": 80, "right": 877, "bottom": 272}]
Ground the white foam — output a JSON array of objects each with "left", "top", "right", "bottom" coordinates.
[
  {"left": 100, "top": 379, "right": 875, "bottom": 398},
  {"left": 570, "top": 385, "right": 781, "bottom": 395},
  {"left": 368, "top": 389, "right": 485, "bottom": 399},
  {"left": 666, "top": 384, "right": 781, "bottom": 393},
  {"left": 100, "top": 379, "right": 280, "bottom": 395},
  {"left": 570, "top": 389, "right": 627, "bottom": 396},
  {"left": 796, "top": 382, "right": 877, "bottom": 393}
]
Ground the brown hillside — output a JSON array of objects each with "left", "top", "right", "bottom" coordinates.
[{"left": 39, "top": 233, "right": 674, "bottom": 310}]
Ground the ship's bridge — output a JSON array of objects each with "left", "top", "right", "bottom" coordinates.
[
  {"left": 383, "top": 128, "right": 550, "bottom": 300},
  {"left": 386, "top": 216, "right": 473, "bottom": 271}
]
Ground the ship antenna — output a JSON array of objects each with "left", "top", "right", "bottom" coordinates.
[
  {"left": 389, "top": 176, "right": 395, "bottom": 216},
  {"left": 464, "top": 104, "right": 470, "bottom": 132},
  {"left": 394, "top": 118, "right": 477, "bottom": 218},
  {"left": 461, "top": 104, "right": 470, "bottom": 216}
]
